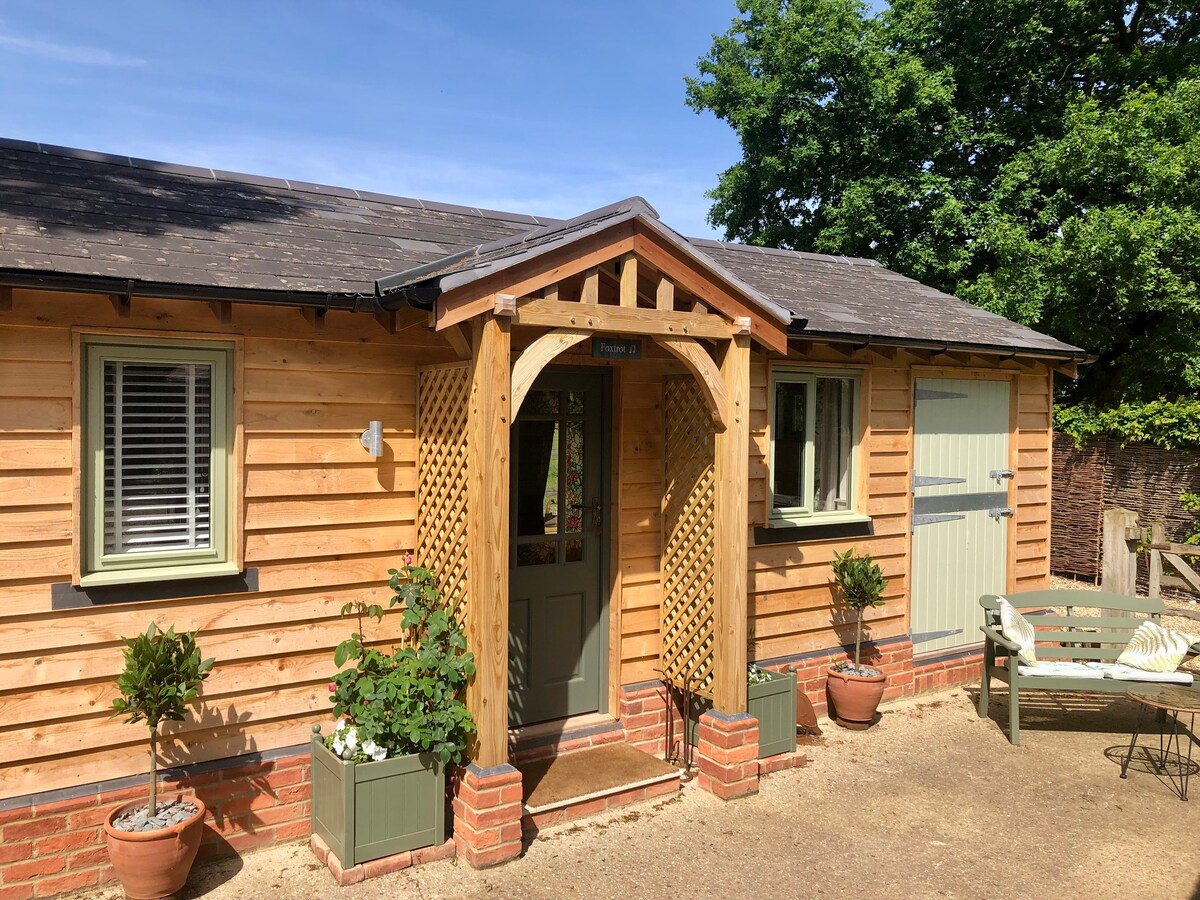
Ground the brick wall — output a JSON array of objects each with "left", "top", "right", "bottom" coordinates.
[{"left": 0, "top": 750, "right": 311, "bottom": 899}]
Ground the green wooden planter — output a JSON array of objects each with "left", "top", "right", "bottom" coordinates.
[
  {"left": 685, "top": 667, "right": 797, "bottom": 758},
  {"left": 310, "top": 727, "right": 445, "bottom": 865}
]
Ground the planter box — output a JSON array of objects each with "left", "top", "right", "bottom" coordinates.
[
  {"left": 310, "top": 731, "right": 445, "bottom": 865},
  {"left": 686, "top": 668, "right": 797, "bottom": 758}
]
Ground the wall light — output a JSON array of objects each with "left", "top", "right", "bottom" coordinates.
[{"left": 360, "top": 421, "right": 383, "bottom": 458}]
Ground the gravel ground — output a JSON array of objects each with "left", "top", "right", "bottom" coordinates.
[{"left": 76, "top": 687, "right": 1200, "bottom": 900}]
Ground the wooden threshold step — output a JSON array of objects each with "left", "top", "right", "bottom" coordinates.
[{"left": 515, "top": 743, "right": 681, "bottom": 833}]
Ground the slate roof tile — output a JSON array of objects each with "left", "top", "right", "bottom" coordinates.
[{"left": 0, "top": 140, "right": 1083, "bottom": 357}]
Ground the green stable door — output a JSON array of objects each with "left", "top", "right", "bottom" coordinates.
[
  {"left": 910, "top": 377, "right": 1012, "bottom": 655},
  {"left": 508, "top": 370, "right": 608, "bottom": 727}
]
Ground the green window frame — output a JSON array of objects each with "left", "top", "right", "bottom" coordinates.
[
  {"left": 81, "top": 336, "right": 237, "bottom": 586},
  {"left": 768, "top": 368, "right": 865, "bottom": 527}
]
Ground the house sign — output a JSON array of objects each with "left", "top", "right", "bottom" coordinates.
[{"left": 592, "top": 337, "right": 642, "bottom": 360}]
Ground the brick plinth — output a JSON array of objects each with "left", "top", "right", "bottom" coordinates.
[
  {"left": 452, "top": 764, "right": 523, "bottom": 869},
  {"left": 0, "top": 750, "right": 312, "bottom": 899},
  {"left": 618, "top": 683, "right": 680, "bottom": 756},
  {"left": 695, "top": 711, "right": 759, "bottom": 800},
  {"left": 913, "top": 651, "right": 983, "bottom": 695},
  {"left": 774, "top": 638, "right": 915, "bottom": 720},
  {"left": 309, "top": 832, "right": 455, "bottom": 885}
]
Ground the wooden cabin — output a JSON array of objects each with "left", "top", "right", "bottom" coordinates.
[{"left": 0, "top": 140, "right": 1085, "bottom": 887}]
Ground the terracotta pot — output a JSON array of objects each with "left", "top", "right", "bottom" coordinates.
[
  {"left": 103, "top": 797, "right": 206, "bottom": 900},
  {"left": 826, "top": 665, "right": 887, "bottom": 730}
]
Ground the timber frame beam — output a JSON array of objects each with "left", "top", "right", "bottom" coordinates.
[
  {"left": 511, "top": 297, "right": 734, "bottom": 341},
  {"left": 654, "top": 336, "right": 729, "bottom": 431},
  {"left": 510, "top": 328, "right": 590, "bottom": 415}
]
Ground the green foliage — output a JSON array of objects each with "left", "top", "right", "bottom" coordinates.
[
  {"left": 1054, "top": 399, "right": 1200, "bottom": 449},
  {"left": 687, "top": 1, "right": 1200, "bottom": 410},
  {"left": 1182, "top": 492, "right": 1200, "bottom": 545},
  {"left": 830, "top": 548, "right": 887, "bottom": 670},
  {"left": 110, "top": 623, "right": 214, "bottom": 810},
  {"left": 328, "top": 561, "right": 476, "bottom": 767}
]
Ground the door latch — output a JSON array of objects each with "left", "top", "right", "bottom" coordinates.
[
  {"left": 988, "top": 507, "right": 1014, "bottom": 520},
  {"left": 989, "top": 469, "right": 1015, "bottom": 480}
]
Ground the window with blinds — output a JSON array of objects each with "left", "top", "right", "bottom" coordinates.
[
  {"left": 103, "top": 360, "right": 213, "bottom": 554},
  {"left": 83, "top": 339, "right": 233, "bottom": 583}
]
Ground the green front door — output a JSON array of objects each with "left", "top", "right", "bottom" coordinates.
[
  {"left": 508, "top": 370, "right": 607, "bottom": 726},
  {"left": 910, "top": 377, "right": 1012, "bottom": 654}
]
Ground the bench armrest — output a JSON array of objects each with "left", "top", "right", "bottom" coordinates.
[{"left": 980, "top": 624, "right": 1020, "bottom": 653}]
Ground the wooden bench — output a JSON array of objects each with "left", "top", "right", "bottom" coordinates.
[{"left": 978, "top": 589, "right": 1200, "bottom": 744}]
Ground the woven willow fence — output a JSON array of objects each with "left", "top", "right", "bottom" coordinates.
[
  {"left": 1051, "top": 433, "right": 1200, "bottom": 596},
  {"left": 660, "top": 376, "right": 717, "bottom": 698},
  {"left": 416, "top": 363, "right": 472, "bottom": 619}
]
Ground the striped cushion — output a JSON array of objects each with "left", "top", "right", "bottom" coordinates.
[
  {"left": 998, "top": 597, "right": 1038, "bottom": 666},
  {"left": 1116, "top": 621, "right": 1197, "bottom": 673}
]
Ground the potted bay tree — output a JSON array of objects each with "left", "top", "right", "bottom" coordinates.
[
  {"left": 311, "top": 560, "right": 475, "bottom": 866},
  {"left": 826, "top": 548, "right": 888, "bottom": 729},
  {"left": 104, "top": 624, "right": 214, "bottom": 900}
]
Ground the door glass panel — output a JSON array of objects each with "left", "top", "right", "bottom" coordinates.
[
  {"left": 525, "top": 390, "right": 560, "bottom": 415},
  {"left": 813, "top": 377, "right": 854, "bottom": 512},
  {"left": 563, "top": 420, "right": 584, "bottom": 534},
  {"left": 564, "top": 539, "right": 584, "bottom": 563},
  {"left": 516, "top": 420, "right": 559, "bottom": 537},
  {"left": 566, "top": 391, "right": 585, "bottom": 414},
  {"left": 517, "top": 541, "right": 558, "bottom": 567},
  {"left": 772, "top": 380, "right": 807, "bottom": 510}
]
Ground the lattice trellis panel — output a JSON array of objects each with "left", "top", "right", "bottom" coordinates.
[
  {"left": 416, "top": 364, "right": 471, "bottom": 620},
  {"left": 660, "top": 375, "right": 717, "bottom": 698}
]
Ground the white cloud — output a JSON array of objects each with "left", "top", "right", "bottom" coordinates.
[{"left": 0, "top": 31, "right": 145, "bottom": 67}]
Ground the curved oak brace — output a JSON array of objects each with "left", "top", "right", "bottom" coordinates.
[
  {"left": 511, "top": 328, "right": 591, "bottom": 415},
  {"left": 654, "top": 336, "right": 729, "bottom": 431}
]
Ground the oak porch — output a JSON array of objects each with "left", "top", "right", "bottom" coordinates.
[{"left": 412, "top": 222, "right": 788, "bottom": 771}]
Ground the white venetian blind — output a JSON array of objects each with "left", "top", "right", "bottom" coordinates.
[{"left": 103, "top": 360, "right": 213, "bottom": 555}]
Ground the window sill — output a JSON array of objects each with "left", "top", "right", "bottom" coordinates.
[
  {"left": 54, "top": 566, "right": 257, "bottom": 610},
  {"left": 78, "top": 562, "right": 242, "bottom": 589},
  {"left": 755, "top": 515, "right": 874, "bottom": 545}
]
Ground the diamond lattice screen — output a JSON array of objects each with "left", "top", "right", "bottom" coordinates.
[
  {"left": 660, "top": 375, "right": 717, "bottom": 698},
  {"left": 416, "top": 363, "right": 471, "bottom": 620}
]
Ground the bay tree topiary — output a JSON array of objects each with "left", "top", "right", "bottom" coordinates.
[
  {"left": 830, "top": 548, "right": 887, "bottom": 673},
  {"left": 110, "top": 624, "right": 214, "bottom": 812}
]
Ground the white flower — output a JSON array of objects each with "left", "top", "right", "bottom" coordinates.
[
  {"left": 332, "top": 738, "right": 345, "bottom": 756},
  {"left": 345, "top": 727, "right": 358, "bottom": 750},
  {"left": 362, "top": 739, "right": 388, "bottom": 762},
  {"left": 334, "top": 719, "right": 347, "bottom": 733}
]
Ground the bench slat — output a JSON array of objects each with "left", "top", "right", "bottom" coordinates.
[
  {"left": 1031, "top": 646, "right": 1126, "bottom": 660},
  {"left": 1027, "top": 615, "right": 1153, "bottom": 629}
]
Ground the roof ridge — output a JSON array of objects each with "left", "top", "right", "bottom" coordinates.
[
  {"left": 687, "top": 236, "right": 880, "bottom": 267},
  {"left": 0, "top": 136, "right": 563, "bottom": 230}
]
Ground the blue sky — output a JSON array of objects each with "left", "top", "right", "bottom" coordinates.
[{"left": 0, "top": 1, "right": 770, "bottom": 238}]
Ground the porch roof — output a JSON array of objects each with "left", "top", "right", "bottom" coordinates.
[{"left": 0, "top": 138, "right": 1084, "bottom": 359}]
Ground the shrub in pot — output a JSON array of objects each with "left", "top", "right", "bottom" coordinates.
[
  {"left": 826, "top": 548, "right": 888, "bottom": 729},
  {"left": 311, "top": 560, "right": 476, "bottom": 865},
  {"left": 105, "top": 624, "right": 214, "bottom": 900}
]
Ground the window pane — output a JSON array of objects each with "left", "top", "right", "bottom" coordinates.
[
  {"left": 772, "top": 380, "right": 807, "bottom": 510},
  {"left": 814, "top": 377, "right": 854, "bottom": 512},
  {"left": 515, "top": 420, "right": 559, "bottom": 536},
  {"left": 525, "top": 390, "right": 560, "bottom": 415},
  {"left": 517, "top": 541, "right": 558, "bottom": 567},
  {"left": 104, "top": 361, "right": 212, "bottom": 555},
  {"left": 563, "top": 420, "right": 584, "bottom": 533}
]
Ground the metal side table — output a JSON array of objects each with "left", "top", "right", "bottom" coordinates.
[{"left": 1119, "top": 685, "right": 1200, "bottom": 801}]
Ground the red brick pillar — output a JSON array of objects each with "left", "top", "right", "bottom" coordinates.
[
  {"left": 695, "top": 710, "right": 759, "bottom": 800},
  {"left": 452, "top": 763, "right": 523, "bottom": 868}
]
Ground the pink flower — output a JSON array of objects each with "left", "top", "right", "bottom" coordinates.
[
  {"left": 405, "top": 554, "right": 413, "bottom": 566},
  {"left": 327, "top": 683, "right": 335, "bottom": 692}
]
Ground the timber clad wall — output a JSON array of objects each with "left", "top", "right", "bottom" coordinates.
[
  {"left": 0, "top": 288, "right": 456, "bottom": 799},
  {"left": 0, "top": 287, "right": 1055, "bottom": 807}
]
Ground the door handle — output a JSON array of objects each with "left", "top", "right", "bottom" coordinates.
[{"left": 570, "top": 498, "right": 603, "bottom": 535}]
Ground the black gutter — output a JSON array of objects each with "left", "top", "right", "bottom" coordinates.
[
  {"left": 374, "top": 249, "right": 475, "bottom": 297},
  {"left": 790, "top": 328, "right": 1093, "bottom": 364},
  {"left": 0, "top": 269, "right": 382, "bottom": 313}
]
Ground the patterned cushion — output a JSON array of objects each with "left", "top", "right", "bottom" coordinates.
[
  {"left": 1116, "top": 620, "right": 1197, "bottom": 673},
  {"left": 998, "top": 597, "right": 1038, "bottom": 666}
]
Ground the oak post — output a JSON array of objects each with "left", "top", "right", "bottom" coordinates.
[
  {"left": 619, "top": 253, "right": 638, "bottom": 307},
  {"left": 466, "top": 313, "right": 511, "bottom": 767},
  {"left": 712, "top": 333, "right": 751, "bottom": 714}
]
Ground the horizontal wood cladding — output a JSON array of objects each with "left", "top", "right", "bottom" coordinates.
[{"left": 0, "top": 288, "right": 453, "bottom": 798}]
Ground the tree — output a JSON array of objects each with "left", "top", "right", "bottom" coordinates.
[{"left": 686, "top": 0, "right": 1200, "bottom": 408}]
